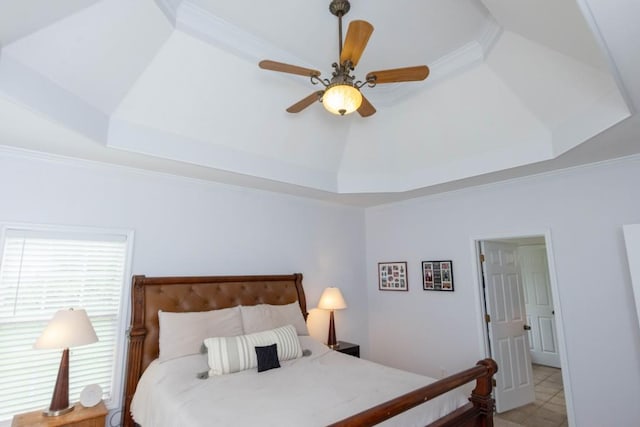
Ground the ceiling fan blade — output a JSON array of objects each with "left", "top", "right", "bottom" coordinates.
[
  {"left": 286, "top": 91, "right": 324, "bottom": 113},
  {"left": 366, "top": 65, "right": 430, "bottom": 84},
  {"left": 259, "top": 60, "right": 321, "bottom": 77},
  {"left": 340, "top": 20, "right": 374, "bottom": 67},
  {"left": 357, "top": 95, "right": 376, "bottom": 117}
]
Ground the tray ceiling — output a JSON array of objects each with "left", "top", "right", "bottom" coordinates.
[{"left": 0, "top": 0, "right": 635, "bottom": 201}]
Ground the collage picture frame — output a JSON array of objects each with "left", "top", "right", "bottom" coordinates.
[{"left": 378, "top": 262, "right": 408, "bottom": 291}]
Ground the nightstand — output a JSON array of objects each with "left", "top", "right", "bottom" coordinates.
[
  {"left": 334, "top": 341, "right": 360, "bottom": 358},
  {"left": 12, "top": 401, "right": 107, "bottom": 427}
]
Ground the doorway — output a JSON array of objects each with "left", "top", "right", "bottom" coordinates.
[{"left": 473, "top": 232, "right": 573, "bottom": 425}]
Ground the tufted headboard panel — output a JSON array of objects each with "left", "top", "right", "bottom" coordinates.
[{"left": 122, "top": 273, "right": 306, "bottom": 427}]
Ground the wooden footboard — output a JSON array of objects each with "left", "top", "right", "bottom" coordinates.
[{"left": 329, "top": 358, "right": 498, "bottom": 427}]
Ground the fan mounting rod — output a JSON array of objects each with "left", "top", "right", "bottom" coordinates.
[{"left": 330, "top": 0, "right": 351, "bottom": 61}]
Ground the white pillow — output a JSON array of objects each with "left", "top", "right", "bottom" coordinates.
[
  {"left": 240, "top": 302, "right": 309, "bottom": 335},
  {"left": 158, "top": 306, "right": 243, "bottom": 362},
  {"left": 204, "top": 324, "right": 302, "bottom": 375}
]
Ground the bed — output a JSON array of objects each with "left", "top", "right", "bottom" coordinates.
[{"left": 122, "top": 273, "right": 497, "bottom": 427}]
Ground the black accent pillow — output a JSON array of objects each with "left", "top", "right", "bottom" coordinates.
[{"left": 255, "top": 343, "right": 281, "bottom": 373}]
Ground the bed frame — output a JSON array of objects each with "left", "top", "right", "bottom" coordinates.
[{"left": 122, "top": 273, "right": 497, "bottom": 427}]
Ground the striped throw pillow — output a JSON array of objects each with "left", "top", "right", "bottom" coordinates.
[{"left": 204, "top": 324, "right": 302, "bottom": 375}]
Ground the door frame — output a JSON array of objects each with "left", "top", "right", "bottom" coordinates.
[{"left": 469, "top": 229, "right": 575, "bottom": 425}]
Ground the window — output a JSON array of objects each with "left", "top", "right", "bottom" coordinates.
[{"left": 0, "top": 224, "right": 132, "bottom": 423}]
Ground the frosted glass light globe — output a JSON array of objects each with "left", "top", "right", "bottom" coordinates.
[{"left": 323, "top": 84, "right": 362, "bottom": 116}]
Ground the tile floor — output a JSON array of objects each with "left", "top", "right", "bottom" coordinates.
[{"left": 494, "top": 364, "right": 567, "bottom": 427}]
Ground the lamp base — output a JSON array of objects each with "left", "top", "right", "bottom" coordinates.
[
  {"left": 43, "top": 405, "right": 74, "bottom": 417},
  {"left": 44, "top": 348, "right": 71, "bottom": 417},
  {"left": 327, "top": 310, "right": 338, "bottom": 348}
]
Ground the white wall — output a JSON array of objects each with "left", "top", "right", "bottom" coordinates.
[
  {"left": 365, "top": 156, "right": 640, "bottom": 426},
  {"left": 0, "top": 149, "right": 368, "bottom": 424}
]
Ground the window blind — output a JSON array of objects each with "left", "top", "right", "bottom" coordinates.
[{"left": 0, "top": 227, "right": 129, "bottom": 422}]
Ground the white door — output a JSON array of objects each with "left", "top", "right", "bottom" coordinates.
[
  {"left": 519, "top": 245, "right": 561, "bottom": 368},
  {"left": 481, "top": 241, "right": 535, "bottom": 413},
  {"left": 623, "top": 225, "right": 640, "bottom": 332}
]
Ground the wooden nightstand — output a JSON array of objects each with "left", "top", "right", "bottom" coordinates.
[
  {"left": 12, "top": 401, "right": 107, "bottom": 427},
  {"left": 334, "top": 341, "right": 360, "bottom": 358}
]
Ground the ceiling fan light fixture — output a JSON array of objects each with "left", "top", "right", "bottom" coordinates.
[
  {"left": 322, "top": 83, "right": 362, "bottom": 116},
  {"left": 259, "top": 0, "right": 428, "bottom": 117}
]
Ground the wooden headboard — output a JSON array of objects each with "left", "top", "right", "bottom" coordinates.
[{"left": 122, "top": 273, "right": 307, "bottom": 427}]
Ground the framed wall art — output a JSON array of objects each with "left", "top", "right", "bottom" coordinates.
[
  {"left": 378, "top": 262, "right": 408, "bottom": 291},
  {"left": 422, "top": 260, "right": 454, "bottom": 291}
]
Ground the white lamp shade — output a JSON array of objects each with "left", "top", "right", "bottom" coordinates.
[
  {"left": 34, "top": 308, "right": 98, "bottom": 350},
  {"left": 317, "top": 287, "right": 347, "bottom": 310}
]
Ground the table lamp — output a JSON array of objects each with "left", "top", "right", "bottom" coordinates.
[
  {"left": 317, "top": 287, "right": 347, "bottom": 349},
  {"left": 34, "top": 308, "right": 98, "bottom": 416}
]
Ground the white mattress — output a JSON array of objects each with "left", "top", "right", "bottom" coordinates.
[{"left": 131, "top": 337, "right": 467, "bottom": 427}]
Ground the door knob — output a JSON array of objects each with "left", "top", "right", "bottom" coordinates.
[{"left": 523, "top": 325, "right": 531, "bottom": 331}]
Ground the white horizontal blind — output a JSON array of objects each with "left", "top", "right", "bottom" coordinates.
[{"left": 0, "top": 227, "right": 128, "bottom": 423}]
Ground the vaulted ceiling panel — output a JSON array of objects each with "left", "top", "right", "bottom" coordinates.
[
  {"left": 481, "top": 0, "right": 609, "bottom": 70},
  {"left": 111, "top": 31, "right": 350, "bottom": 188},
  {"left": 487, "top": 30, "right": 621, "bottom": 128},
  {"left": 487, "top": 31, "right": 629, "bottom": 156},
  {"left": 338, "top": 63, "right": 551, "bottom": 193},
  {"left": 3, "top": 0, "right": 172, "bottom": 112},
  {"left": 0, "top": 0, "right": 101, "bottom": 45}
]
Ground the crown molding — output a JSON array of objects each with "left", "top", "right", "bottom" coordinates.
[
  {"left": 1, "top": 141, "right": 638, "bottom": 208},
  {"left": 477, "top": 14, "right": 503, "bottom": 58},
  {"left": 367, "top": 41, "right": 487, "bottom": 107},
  {"left": 370, "top": 152, "right": 640, "bottom": 211},
  {"left": 367, "top": 16, "right": 502, "bottom": 106},
  {"left": 574, "top": 0, "right": 635, "bottom": 114},
  {"left": 154, "top": 0, "right": 182, "bottom": 26},
  {"left": 175, "top": 1, "right": 319, "bottom": 72}
]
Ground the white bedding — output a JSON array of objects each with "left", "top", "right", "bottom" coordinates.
[{"left": 131, "top": 337, "right": 468, "bottom": 427}]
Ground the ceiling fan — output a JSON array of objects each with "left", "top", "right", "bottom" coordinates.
[{"left": 259, "top": 0, "right": 430, "bottom": 117}]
